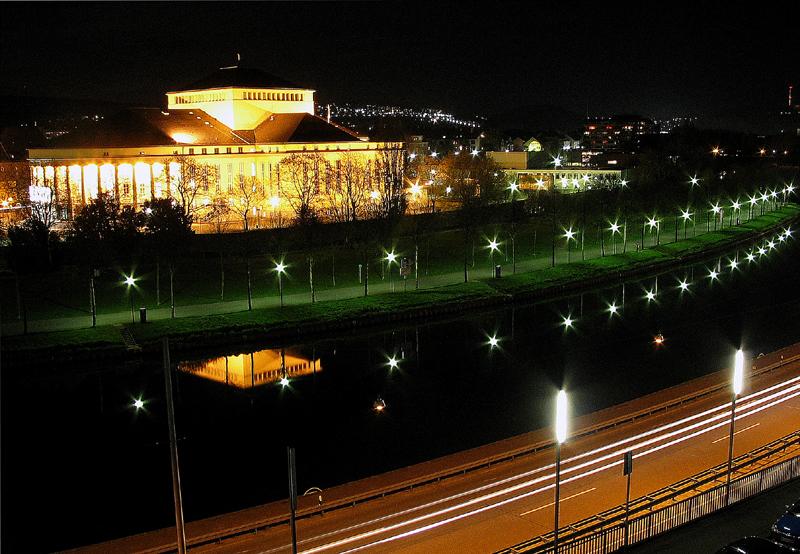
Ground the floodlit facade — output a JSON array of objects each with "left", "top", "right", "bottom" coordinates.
[{"left": 27, "top": 66, "right": 404, "bottom": 230}]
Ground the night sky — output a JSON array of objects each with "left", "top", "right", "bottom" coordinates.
[{"left": 1, "top": 2, "right": 797, "bottom": 122}]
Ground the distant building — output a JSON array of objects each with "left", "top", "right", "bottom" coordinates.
[
  {"left": 26, "top": 65, "right": 403, "bottom": 229},
  {"left": 583, "top": 114, "right": 658, "bottom": 150},
  {"left": 487, "top": 151, "right": 528, "bottom": 169}
]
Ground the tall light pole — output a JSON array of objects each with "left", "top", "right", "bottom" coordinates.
[
  {"left": 274, "top": 261, "right": 287, "bottom": 307},
  {"left": 553, "top": 390, "right": 568, "bottom": 554},
  {"left": 563, "top": 228, "right": 575, "bottom": 263},
  {"left": 487, "top": 238, "right": 500, "bottom": 277},
  {"left": 609, "top": 221, "right": 620, "bottom": 255},
  {"left": 384, "top": 250, "right": 398, "bottom": 291},
  {"left": 681, "top": 209, "right": 692, "bottom": 240},
  {"left": 124, "top": 275, "right": 136, "bottom": 323},
  {"left": 725, "top": 349, "right": 745, "bottom": 506}
]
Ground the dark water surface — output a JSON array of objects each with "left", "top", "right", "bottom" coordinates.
[{"left": 4, "top": 233, "right": 800, "bottom": 553}]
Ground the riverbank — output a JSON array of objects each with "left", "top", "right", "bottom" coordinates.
[{"left": 4, "top": 205, "right": 798, "bottom": 365}]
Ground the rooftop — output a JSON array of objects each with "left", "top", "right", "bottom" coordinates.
[{"left": 172, "top": 66, "right": 305, "bottom": 93}]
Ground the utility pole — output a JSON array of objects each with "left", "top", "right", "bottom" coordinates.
[{"left": 163, "top": 339, "right": 186, "bottom": 554}]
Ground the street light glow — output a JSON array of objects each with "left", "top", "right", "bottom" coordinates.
[
  {"left": 689, "top": 175, "right": 699, "bottom": 187},
  {"left": 552, "top": 155, "right": 562, "bottom": 168},
  {"left": 709, "top": 269, "right": 719, "bottom": 280},
  {"left": 280, "top": 377, "right": 290, "bottom": 387},
  {"left": 733, "top": 349, "right": 744, "bottom": 395},
  {"left": 746, "top": 252, "right": 756, "bottom": 262},
  {"left": 711, "top": 203, "right": 721, "bottom": 214},
  {"left": 124, "top": 275, "right": 136, "bottom": 287},
  {"left": 387, "top": 356, "right": 400, "bottom": 370},
  {"left": 562, "top": 315, "right": 574, "bottom": 329},
  {"left": 729, "top": 259, "right": 738, "bottom": 270},
  {"left": 609, "top": 221, "right": 620, "bottom": 234},
  {"left": 647, "top": 217, "right": 658, "bottom": 229},
  {"left": 607, "top": 302, "right": 619, "bottom": 315},
  {"left": 487, "top": 239, "right": 500, "bottom": 252},
  {"left": 488, "top": 335, "right": 499, "bottom": 349},
  {"left": 645, "top": 289, "right": 656, "bottom": 302},
  {"left": 133, "top": 398, "right": 145, "bottom": 410},
  {"left": 681, "top": 209, "right": 692, "bottom": 221},
  {"left": 385, "top": 251, "right": 398, "bottom": 264},
  {"left": 678, "top": 279, "right": 690, "bottom": 292},
  {"left": 563, "top": 228, "right": 576, "bottom": 241},
  {"left": 274, "top": 261, "right": 287, "bottom": 274},
  {"left": 555, "top": 390, "right": 568, "bottom": 444}
]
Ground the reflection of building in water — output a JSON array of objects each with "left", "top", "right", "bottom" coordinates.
[{"left": 179, "top": 348, "right": 321, "bottom": 388}]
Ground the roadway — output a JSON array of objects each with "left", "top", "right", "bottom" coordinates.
[{"left": 180, "top": 347, "right": 800, "bottom": 554}]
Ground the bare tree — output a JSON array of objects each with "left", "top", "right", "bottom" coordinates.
[
  {"left": 228, "top": 175, "right": 266, "bottom": 231},
  {"left": 324, "top": 153, "right": 369, "bottom": 223},
  {"left": 281, "top": 152, "right": 327, "bottom": 302},
  {"left": 166, "top": 155, "right": 219, "bottom": 221}
]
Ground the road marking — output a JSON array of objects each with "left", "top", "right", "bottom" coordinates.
[
  {"left": 519, "top": 488, "right": 597, "bottom": 516},
  {"left": 711, "top": 423, "right": 761, "bottom": 444}
]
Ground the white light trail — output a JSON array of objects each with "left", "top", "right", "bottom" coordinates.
[{"left": 271, "top": 374, "right": 800, "bottom": 554}]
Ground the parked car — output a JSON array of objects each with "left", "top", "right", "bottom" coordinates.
[
  {"left": 772, "top": 500, "right": 800, "bottom": 547},
  {"left": 716, "top": 536, "right": 796, "bottom": 553}
]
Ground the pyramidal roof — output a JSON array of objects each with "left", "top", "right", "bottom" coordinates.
[{"left": 174, "top": 66, "right": 305, "bottom": 92}]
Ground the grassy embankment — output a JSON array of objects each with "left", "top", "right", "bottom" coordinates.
[{"left": 3, "top": 205, "right": 797, "bottom": 357}]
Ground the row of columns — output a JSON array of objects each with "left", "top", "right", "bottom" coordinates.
[{"left": 32, "top": 162, "right": 176, "bottom": 219}]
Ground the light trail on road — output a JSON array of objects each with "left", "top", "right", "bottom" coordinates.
[{"left": 250, "top": 374, "right": 800, "bottom": 554}]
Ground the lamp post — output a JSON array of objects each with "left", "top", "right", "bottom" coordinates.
[
  {"left": 681, "top": 209, "right": 692, "bottom": 240},
  {"left": 609, "top": 221, "right": 620, "bottom": 255},
  {"left": 553, "top": 390, "right": 568, "bottom": 554},
  {"left": 563, "top": 228, "right": 575, "bottom": 263},
  {"left": 725, "top": 349, "right": 745, "bottom": 506},
  {"left": 124, "top": 274, "right": 136, "bottom": 323},
  {"left": 274, "top": 261, "right": 287, "bottom": 307},
  {"left": 487, "top": 238, "right": 500, "bottom": 277},
  {"left": 384, "top": 250, "right": 398, "bottom": 291}
]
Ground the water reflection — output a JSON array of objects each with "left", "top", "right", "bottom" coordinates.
[{"left": 179, "top": 348, "right": 322, "bottom": 389}]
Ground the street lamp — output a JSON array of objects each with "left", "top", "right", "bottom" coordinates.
[
  {"left": 123, "top": 274, "right": 137, "bottom": 323},
  {"left": 487, "top": 238, "right": 500, "bottom": 277},
  {"left": 384, "top": 250, "right": 398, "bottom": 291},
  {"left": 646, "top": 217, "right": 659, "bottom": 247},
  {"left": 563, "top": 227, "right": 576, "bottom": 263},
  {"left": 274, "top": 261, "right": 287, "bottom": 307},
  {"left": 609, "top": 221, "right": 621, "bottom": 255},
  {"left": 553, "top": 390, "right": 568, "bottom": 554},
  {"left": 725, "top": 349, "right": 745, "bottom": 506},
  {"left": 680, "top": 209, "right": 692, "bottom": 239}
]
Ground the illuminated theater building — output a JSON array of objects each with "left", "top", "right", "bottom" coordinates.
[{"left": 27, "top": 65, "right": 404, "bottom": 229}]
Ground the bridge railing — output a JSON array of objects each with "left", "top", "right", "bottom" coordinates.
[{"left": 499, "top": 432, "right": 800, "bottom": 554}]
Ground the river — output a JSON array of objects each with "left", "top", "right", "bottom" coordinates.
[{"left": 3, "top": 230, "right": 799, "bottom": 553}]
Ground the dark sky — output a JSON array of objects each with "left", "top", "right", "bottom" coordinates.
[{"left": 1, "top": 2, "right": 797, "bottom": 120}]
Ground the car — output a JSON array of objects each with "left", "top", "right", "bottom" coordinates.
[
  {"left": 772, "top": 501, "right": 800, "bottom": 547},
  {"left": 716, "top": 536, "right": 797, "bottom": 553}
]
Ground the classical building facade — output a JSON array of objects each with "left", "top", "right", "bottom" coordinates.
[{"left": 27, "top": 66, "right": 404, "bottom": 230}]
